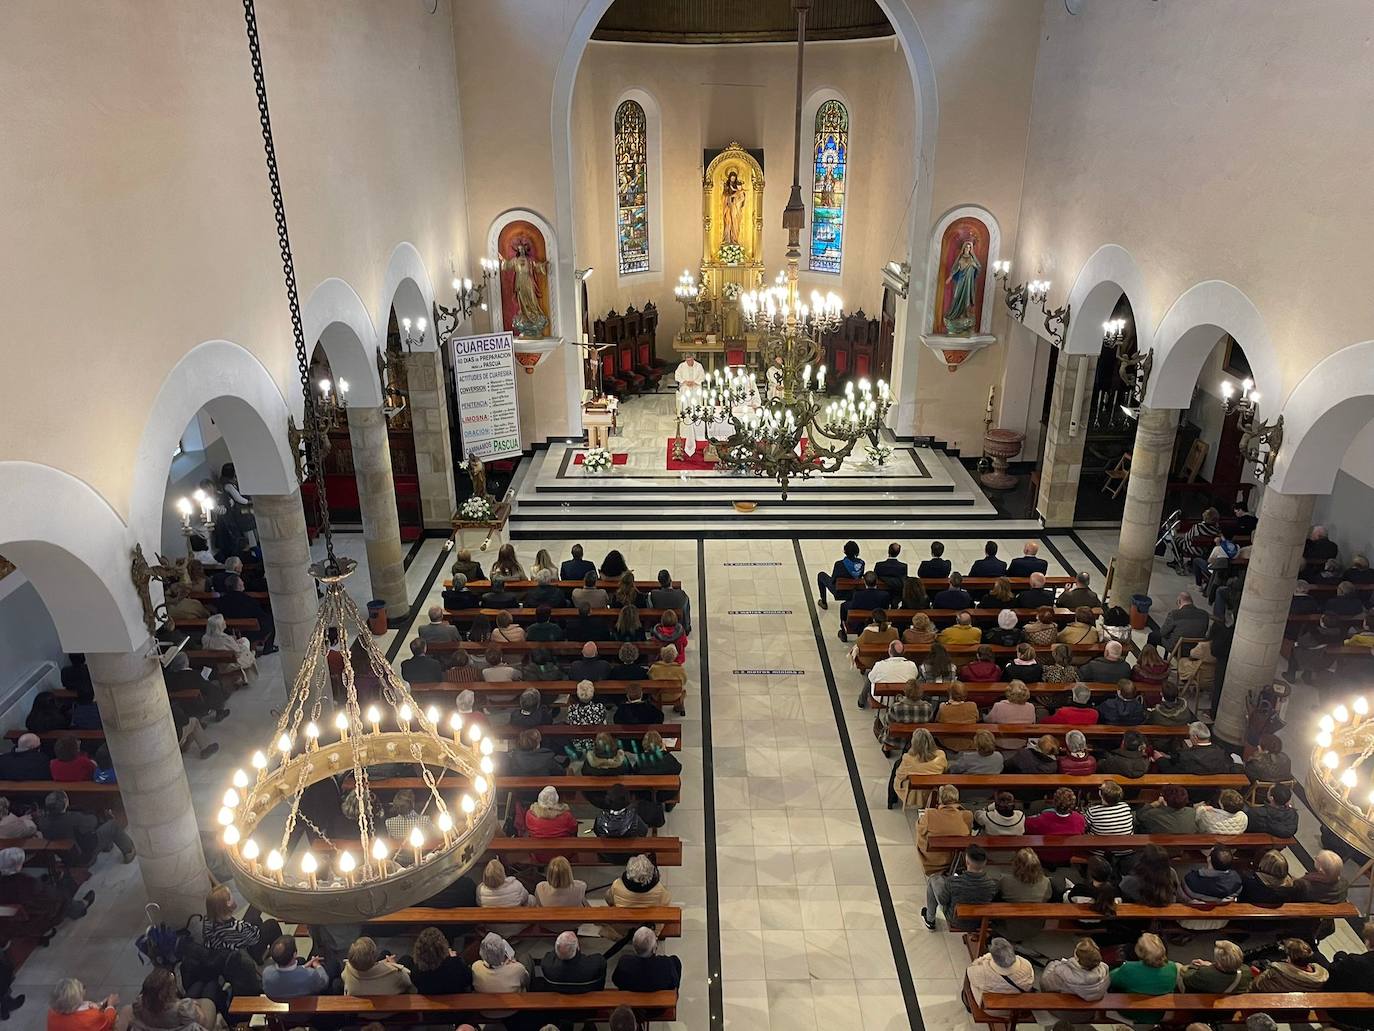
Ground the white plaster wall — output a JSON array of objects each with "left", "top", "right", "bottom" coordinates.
[
  {"left": 0, "top": 0, "right": 469, "bottom": 521},
  {"left": 1016, "top": 0, "right": 1374, "bottom": 422}
]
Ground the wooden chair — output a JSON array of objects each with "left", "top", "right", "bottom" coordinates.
[
  {"left": 1101, "top": 451, "right": 1131, "bottom": 498},
  {"left": 1180, "top": 438, "right": 1209, "bottom": 482}
]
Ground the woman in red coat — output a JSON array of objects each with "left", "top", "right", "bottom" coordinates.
[
  {"left": 957, "top": 644, "right": 1002, "bottom": 683},
  {"left": 1056, "top": 729, "right": 1098, "bottom": 775},
  {"left": 1130, "top": 643, "right": 1170, "bottom": 685},
  {"left": 522, "top": 785, "right": 578, "bottom": 862}
]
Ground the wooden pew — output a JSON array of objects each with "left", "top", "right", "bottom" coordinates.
[
  {"left": 445, "top": 578, "right": 678, "bottom": 592},
  {"left": 835, "top": 576, "right": 1076, "bottom": 594},
  {"left": 869, "top": 680, "right": 1159, "bottom": 703},
  {"left": 445, "top": 607, "right": 664, "bottom": 625},
  {"left": 846, "top": 607, "right": 1097, "bottom": 630},
  {"left": 957, "top": 900, "right": 1356, "bottom": 957},
  {"left": 359, "top": 903, "right": 681, "bottom": 935},
  {"left": 171, "top": 617, "right": 260, "bottom": 632},
  {"left": 230, "top": 989, "right": 679, "bottom": 1025},
  {"left": 408, "top": 679, "right": 680, "bottom": 702},
  {"left": 361, "top": 774, "right": 682, "bottom": 805},
  {"left": 856, "top": 641, "right": 1106, "bottom": 671},
  {"left": 53, "top": 689, "right": 201, "bottom": 704},
  {"left": 929, "top": 833, "right": 1295, "bottom": 871},
  {"left": 428, "top": 641, "right": 667, "bottom": 660},
  {"left": 188, "top": 590, "right": 270, "bottom": 604},
  {"left": 487, "top": 835, "right": 683, "bottom": 867},
  {"left": 980, "top": 991, "right": 1374, "bottom": 1029},
  {"left": 904, "top": 774, "right": 1246, "bottom": 799},
  {"left": 0, "top": 781, "right": 121, "bottom": 811},
  {"left": 888, "top": 721, "right": 1190, "bottom": 743},
  {"left": 484, "top": 723, "right": 683, "bottom": 749}
]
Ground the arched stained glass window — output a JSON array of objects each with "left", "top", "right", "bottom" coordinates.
[
  {"left": 809, "top": 99, "right": 848, "bottom": 274},
  {"left": 614, "top": 100, "right": 650, "bottom": 275}
]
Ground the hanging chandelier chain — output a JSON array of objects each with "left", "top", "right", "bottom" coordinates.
[{"left": 241, "top": 0, "right": 337, "bottom": 567}]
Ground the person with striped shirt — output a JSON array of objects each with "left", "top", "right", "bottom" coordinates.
[{"left": 1084, "top": 780, "right": 1134, "bottom": 856}]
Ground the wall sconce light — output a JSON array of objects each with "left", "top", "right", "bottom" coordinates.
[
  {"left": 574, "top": 267, "right": 595, "bottom": 282},
  {"left": 174, "top": 490, "right": 218, "bottom": 556},
  {"left": 400, "top": 316, "right": 428, "bottom": 351},
  {"left": 1102, "top": 318, "right": 1152, "bottom": 417},
  {"left": 991, "top": 260, "right": 1027, "bottom": 321},
  {"left": 1028, "top": 280, "right": 1070, "bottom": 347},
  {"left": 1220, "top": 377, "right": 1284, "bottom": 482}
]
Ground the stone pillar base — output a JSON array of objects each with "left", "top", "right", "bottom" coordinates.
[{"left": 88, "top": 651, "right": 210, "bottom": 923}]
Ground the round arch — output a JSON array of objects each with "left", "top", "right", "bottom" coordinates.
[
  {"left": 129, "top": 340, "right": 297, "bottom": 550},
  {"left": 302, "top": 277, "right": 384, "bottom": 410},
  {"left": 379, "top": 242, "right": 437, "bottom": 352},
  {"left": 552, "top": 0, "right": 939, "bottom": 436},
  {"left": 1146, "top": 280, "right": 1277, "bottom": 410},
  {"left": 1063, "top": 244, "right": 1155, "bottom": 357},
  {"left": 0, "top": 461, "right": 144, "bottom": 652},
  {"left": 1269, "top": 339, "right": 1374, "bottom": 496}
]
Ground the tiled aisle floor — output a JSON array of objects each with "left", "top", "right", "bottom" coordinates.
[{"left": 17, "top": 528, "right": 1364, "bottom": 1030}]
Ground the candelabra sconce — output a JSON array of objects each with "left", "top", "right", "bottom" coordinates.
[
  {"left": 992, "top": 261, "right": 1028, "bottom": 322},
  {"left": 376, "top": 348, "right": 409, "bottom": 421},
  {"left": 674, "top": 270, "right": 703, "bottom": 335},
  {"left": 1027, "top": 280, "right": 1070, "bottom": 346},
  {"left": 1220, "top": 378, "right": 1284, "bottom": 482},
  {"left": 315, "top": 377, "right": 349, "bottom": 432},
  {"left": 174, "top": 490, "right": 218, "bottom": 556},
  {"left": 1103, "top": 319, "right": 1152, "bottom": 413},
  {"left": 400, "top": 316, "right": 428, "bottom": 352}
]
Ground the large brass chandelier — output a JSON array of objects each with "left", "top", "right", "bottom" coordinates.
[
  {"left": 675, "top": 0, "right": 893, "bottom": 500},
  {"left": 229, "top": 0, "right": 495, "bottom": 922},
  {"left": 1307, "top": 695, "right": 1374, "bottom": 855}
]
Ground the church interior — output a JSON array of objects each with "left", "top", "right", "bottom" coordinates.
[{"left": 4, "top": 0, "right": 1374, "bottom": 1028}]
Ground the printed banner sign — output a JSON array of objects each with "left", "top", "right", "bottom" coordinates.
[{"left": 451, "top": 332, "right": 522, "bottom": 460}]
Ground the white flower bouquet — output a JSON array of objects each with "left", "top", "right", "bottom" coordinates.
[
  {"left": 717, "top": 242, "right": 745, "bottom": 266},
  {"left": 459, "top": 495, "right": 494, "bottom": 520},
  {"left": 722, "top": 281, "right": 742, "bottom": 301},
  {"left": 582, "top": 446, "right": 613, "bottom": 473},
  {"left": 864, "top": 442, "right": 893, "bottom": 466}
]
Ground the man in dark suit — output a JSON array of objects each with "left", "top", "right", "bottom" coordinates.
[
  {"left": 873, "top": 543, "right": 908, "bottom": 595},
  {"left": 1014, "top": 572, "right": 1056, "bottom": 609},
  {"left": 916, "top": 541, "right": 951, "bottom": 579},
  {"left": 612, "top": 927, "right": 683, "bottom": 992},
  {"left": 968, "top": 541, "right": 1007, "bottom": 578},
  {"left": 539, "top": 931, "right": 607, "bottom": 994},
  {"left": 560, "top": 544, "right": 596, "bottom": 582},
  {"left": 932, "top": 572, "right": 972, "bottom": 609},
  {"left": 1006, "top": 541, "right": 1049, "bottom": 579},
  {"left": 1152, "top": 591, "right": 1211, "bottom": 654},
  {"left": 525, "top": 569, "right": 568, "bottom": 608},
  {"left": 442, "top": 572, "right": 480, "bottom": 610},
  {"left": 1057, "top": 571, "right": 1101, "bottom": 610},
  {"left": 480, "top": 577, "right": 520, "bottom": 608},
  {"left": 214, "top": 575, "right": 276, "bottom": 652},
  {"left": 209, "top": 556, "right": 243, "bottom": 595},
  {"left": 840, "top": 571, "right": 892, "bottom": 642},
  {"left": 399, "top": 638, "right": 444, "bottom": 685},
  {"left": 0, "top": 734, "right": 53, "bottom": 780}
]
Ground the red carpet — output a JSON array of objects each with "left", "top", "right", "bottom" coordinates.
[
  {"left": 572, "top": 451, "right": 629, "bottom": 466},
  {"left": 666, "top": 436, "right": 812, "bottom": 471}
]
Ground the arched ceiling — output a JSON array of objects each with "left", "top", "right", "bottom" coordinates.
[{"left": 592, "top": 0, "right": 894, "bottom": 44}]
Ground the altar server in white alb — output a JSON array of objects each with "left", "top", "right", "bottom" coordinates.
[{"left": 674, "top": 352, "right": 707, "bottom": 397}]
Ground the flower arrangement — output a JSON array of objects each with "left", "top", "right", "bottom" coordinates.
[
  {"left": 722, "top": 281, "right": 742, "bottom": 302},
  {"left": 581, "top": 446, "right": 613, "bottom": 473},
  {"left": 864, "top": 442, "right": 893, "bottom": 467},
  {"left": 717, "top": 242, "right": 745, "bottom": 266},
  {"left": 459, "top": 495, "right": 494, "bottom": 521}
]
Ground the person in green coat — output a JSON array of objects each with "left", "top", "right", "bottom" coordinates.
[{"left": 1109, "top": 933, "right": 1181, "bottom": 1022}]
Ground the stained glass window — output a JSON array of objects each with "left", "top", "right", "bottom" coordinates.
[
  {"left": 614, "top": 100, "right": 650, "bottom": 275},
  {"left": 809, "top": 99, "right": 848, "bottom": 274}
]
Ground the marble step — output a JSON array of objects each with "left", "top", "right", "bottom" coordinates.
[
  {"left": 509, "top": 516, "right": 1039, "bottom": 538},
  {"left": 515, "top": 488, "right": 983, "bottom": 507},
  {"left": 509, "top": 497, "right": 1000, "bottom": 522}
]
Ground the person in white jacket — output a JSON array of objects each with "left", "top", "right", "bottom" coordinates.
[{"left": 1036, "top": 938, "right": 1110, "bottom": 1022}]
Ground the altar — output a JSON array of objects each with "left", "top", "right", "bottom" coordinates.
[{"left": 673, "top": 143, "right": 767, "bottom": 370}]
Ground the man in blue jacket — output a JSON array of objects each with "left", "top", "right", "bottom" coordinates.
[
  {"left": 817, "top": 540, "right": 864, "bottom": 609},
  {"left": 968, "top": 541, "right": 1007, "bottom": 578}
]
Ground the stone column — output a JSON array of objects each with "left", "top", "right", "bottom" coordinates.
[
  {"left": 1109, "top": 405, "right": 1179, "bottom": 608},
  {"left": 403, "top": 349, "right": 457, "bottom": 529},
  {"left": 1214, "top": 489, "right": 1316, "bottom": 744},
  {"left": 1035, "top": 354, "right": 1097, "bottom": 527},
  {"left": 253, "top": 489, "right": 317, "bottom": 692},
  {"left": 87, "top": 651, "right": 209, "bottom": 923},
  {"left": 347, "top": 406, "right": 408, "bottom": 614}
]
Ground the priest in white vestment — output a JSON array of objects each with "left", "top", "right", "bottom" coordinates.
[{"left": 675, "top": 354, "right": 710, "bottom": 456}]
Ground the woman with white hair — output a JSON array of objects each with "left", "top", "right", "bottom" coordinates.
[
  {"left": 604, "top": 854, "right": 671, "bottom": 937},
  {"left": 47, "top": 977, "right": 117, "bottom": 1031},
  {"left": 1057, "top": 729, "right": 1097, "bottom": 775},
  {"left": 471, "top": 932, "right": 530, "bottom": 1015},
  {"left": 523, "top": 785, "right": 578, "bottom": 859},
  {"left": 986, "top": 608, "right": 1022, "bottom": 647},
  {"left": 966, "top": 936, "right": 1034, "bottom": 1003},
  {"left": 0, "top": 846, "right": 92, "bottom": 938},
  {"left": 564, "top": 680, "right": 610, "bottom": 754},
  {"left": 647, "top": 643, "right": 688, "bottom": 714},
  {"left": 201, "top": 612, "right": 257, "bottom": 679}
]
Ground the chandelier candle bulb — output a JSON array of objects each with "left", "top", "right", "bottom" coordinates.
[
  {"left": 480, "top": 755, "right": 495, "bottom": 776},
  {"left": 337, "top": 850, "right": 356, "bottom": 886},
  {"left": 438, "top": 811, "right": 454, "bottom": 845},
  {"left": 475, "top": 775, "right": 489, "bottom": 795},
  {"left": 222, "top": 824, "right": 240, "bottom": 849},
  {"left": 1357, "top": 697, "right": 1369, "bottom": 717},
  {"left": 223, "top": 788, "right": 240, "bottom": 809},
  {"left": 334, "top": 712, "right": 349, "bottom": 742},
  {"left": 371, "top": 837, "right": 390, "bottom": 877},
  {"left": 1336, "top": 705, "right": 1351, "bottom": 724},
  {"left": 409, "top": 825, "right": 424, "bottom": 866},
  {"left": 300, "top": 851, "right": 318, "bottom": 889},
  {"left": 425, "top": 706, "right": 440, "bottom": 727},
  {"left": 461, "top": 793, "right": 476, "bottom": 828},
  {"left": 367, "top": 706, "right": 381, "bottom": 735},
  {"left": 266, "top": 849, "right": 284, "bottom": 885},
  {"left": 1342, "top": 767, "right": 1358, "bottom": 798},
  {"left": 304, "top": 722, "right": 319, "bottom": 750},
  {"left": 1324, "top": 750, "right": 1341, "bottom": 773},
  {"left": 242, "top": 838, "right": 260, "bottom": 875},
  {"left": 467, "top": 724, "right": 482, "bottom": 746},
  {"left": 217, "top": 806, "right": 235, "bottom": 827},
  {"left": 398, "top": 704, "right": 412, "bottom": 732},
  {"left": 449, "top": 712, "right": 463, "bottom": 742},
  {"left": 1321, "top": 715, "right": 1336, "bottom": 733}
]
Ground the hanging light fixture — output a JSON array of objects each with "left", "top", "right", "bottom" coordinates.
[
  {"left": 1219, "top": 377, "right": 1284, "bottom": 482},
  {"left": 233, "top": 0, "right": 495, "bottom": 922},
  {"left": 1307, "top": 695, "right": 1374, "bottom": 856},
  {"left": 687, "top": 0, "right": 892, "bottom": 499}
]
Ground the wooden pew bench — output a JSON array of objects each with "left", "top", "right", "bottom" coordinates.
[
  {"left": 408, "top": 679, "right": 680, "bottom": 703},
  {"left": 445, "top": 607, "right": 665, "bottom": 626},
  {"left": 429, "top": 641, "right": 667, "bottom": 660},
  {"left": 835, "top": 576, "right": 1076, "bottom": 595},
  {"left": 846, "top": 607, "right": 1096, "bottom": 630},
  {"left": 978, "top": 990, "right": 1374, "bottom": 1029},
  {"left": 889, "top": 721, "right": 1187, "bottom": 743},
  {"left": 230, "top": 989, "right": 678, "bottom": 1026},
  {"left": 446, "top": 578, "right": 679, "bottom": 592},
  {"left": 486, "top": 835, "right": 683, "bottom": 867},
  {"left": 360, "top": 774, "right": 682, "bottom": 805},
  {"left": 869, "top": 680, "right": 1161, "bottom": 704},
  {"left": 359, "top": 904, "right": 682, "bottom": 935},
  {"left": 169, "top": 617, "right": 259, "bottom": 632},
  {"left": 483, "top": 723, "right": 683, "bottom": 749},
  {"left": 957, "top": 900, "right": 1357, "bottom": 957},
  {"left": 0, "top": 781, "right": 121, "bottom": 811},
  {"left": 52, "top": 688, "right": 201, "bottom": 704},
  {"left": 904, "top": 774, "right": 1246, "bottom": 804},
  {"left": 856, "top": 641, "right": 1106, "bottom": 672},
  {"left": 929, "top": 833, "right": 1295, "bottom": 872}
]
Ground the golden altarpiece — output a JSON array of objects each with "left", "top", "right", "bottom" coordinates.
[{"left": 674, "top": 143, "right": 766, "bottom": 368}]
